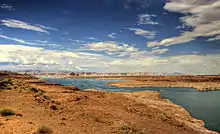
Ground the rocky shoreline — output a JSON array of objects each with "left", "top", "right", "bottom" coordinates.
[{"left": 0, "top": 72, "right": 219, "bottom": 134}]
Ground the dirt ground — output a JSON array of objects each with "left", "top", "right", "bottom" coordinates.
[{"left": 0, "top": 72, "right": 218, "bottom": 134}]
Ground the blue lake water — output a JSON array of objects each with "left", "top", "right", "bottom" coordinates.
[{"left": 44, "top": 78, "right": 220, "bottom": 132}]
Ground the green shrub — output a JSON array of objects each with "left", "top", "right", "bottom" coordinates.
[{"left": 0, "top": 109, "right": 16, "bottom": 116}]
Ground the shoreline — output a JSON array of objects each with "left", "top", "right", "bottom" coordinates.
[
  {"left": 1, "top": 72, "right": 219, "bottom": 133},
  {"left": 45, "top": 75, "right": 220, "bottom": 92}
]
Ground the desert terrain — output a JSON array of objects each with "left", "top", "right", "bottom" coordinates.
[{"left": 0, "top": 71, "right": 219, "bottom": 134}]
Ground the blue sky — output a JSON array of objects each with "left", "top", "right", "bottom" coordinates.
[{"left": 0, "top": 0, "right": 220, "bottom": 74}]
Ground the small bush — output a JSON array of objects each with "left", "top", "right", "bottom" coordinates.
[
  {"left": 0, "top": 77, "right": 13, "bottom": 90},
  {"left": 30, "top": 87, "right": 39, "bottom": 92},
  {"left": 0, "top": 109, "right": 16, "bottom": 116},
  {"left": 50, "top": 105, "right": 57, "bottom": 110},
  {"left": 43, "top": 95, "right": 50, "bottom": 100},
  {"left": 37, "top": 125, "right": 52, "bottom": 134},
  {"left": 38, "top": 91, "right": 44, "bottom": 96}
]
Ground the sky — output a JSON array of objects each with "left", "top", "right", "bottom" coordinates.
[{"left": 0, "top": 0, "right": 220, "bottom": 74}]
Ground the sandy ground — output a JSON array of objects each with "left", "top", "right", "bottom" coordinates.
[{"left": 0, "top": 72, "right": 219, "bottom": 134}]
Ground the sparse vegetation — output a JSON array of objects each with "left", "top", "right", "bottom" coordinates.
[
  {"left": 0, "top": 77, "right": 14, "bottom": 90},
  {"left": 116, "top": 122, "right": 147, "bottom": 134},
  {"left": 30, "top": 87, "right": 39, "bottom": 92},
  {"left": 37, "top": 125, "right": 52, "bottom": 134},
  {"left": 0, "top": 109, "right": 16, "bottom": 116},
  {"left": 50, "top": 105, "right": 57, "bottom": 110},
  {"left": 43, "top": 95, "right": 50, "bottom": 100},
  {"left": 118, "top": 125, "right": 133, "bottom": 133},
  {"left": 93, "top": 116, "right": 106, "bottom": 123}
]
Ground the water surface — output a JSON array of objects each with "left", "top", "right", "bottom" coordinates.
[{"left": 44, "top": 78, "right": 220, "bottom": 132}]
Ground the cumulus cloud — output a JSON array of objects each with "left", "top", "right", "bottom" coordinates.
[
  {"left": 81, "top": 41, "right": 169, "bottom": 57},
  {"left": 1, "top": 19, "right": 57, "bottom": 34},
  {"left": 0, "top": 44, "right": 219, "bottom": 74},
  {"left": 0, "top": 44, "right": 111, "bottom": 71},
  {"left": 0, "top": 45, "right": 78, "bottom": 65},
  {"left": 137, "top": 14, "right": 159, "bottom": 25},
  {"left": 81, "top": 41, "right": 139, "bottom": 57},
  {"left": 126, "top": 28, "right": 156, "bottom": 39},
  {"left": 148, "top": 0, "right": 220, "bottom": 47}
]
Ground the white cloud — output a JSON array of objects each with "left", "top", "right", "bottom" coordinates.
[
  {"left": 126, "top": 28, "right": 155, "bottom": 39},
  {"left": 0, "top": 35, "right": 38, "bottom": 45},
  {"left": 1, "top": 19, "right": 57, "bottom": 34},
  {"left": 106, "top": 54, "right": 220, "bottom": 75},
  {"left": 81, "top": 41, "right": 168, "bottom": 57},
  {"left": 148, "top": 32, "right": 195, "bottom": 47},
  {"left": 0, "top": 45, "right": 78, "bottom": 65},
  {"left": 87, "top": 37, "right": 98, "bottom": 40},
  {"left": 81, "top": 41, "right": 139, "bottom": 57},
  {"left": 0, "top": 44, "right": 219, "bottom": 74},
  {"left": 137, "top": 14, "right": 159, "bottom": 25},
  {"left": 108, "top": 33, "right": 116, "bottom": 39},
  {"left": 0, "top": 44, "right": 112, "bottom": 71},
  {"left": 34, "top": 40, "right": 48, "bottom": 43},
  {"left": 149, "top": 48, "right": 169, "bottom": 55},
  {"left": 75, "top": 66, "right": 88, "bottom": 71},
  {"left": 0, "top": 4, "right": 14, "bottom": 10},
  {"left": 36, "top": 24, "right": 58, "bottom": 31},
  {"left": 148, "top": 0, "right": 220, "bottom": 47},
  {"left": 69, "top": 39, "right": 87, "bottom": 44},
  {"left": 0, "top": 35, "right": 60, "bottom": 47}
]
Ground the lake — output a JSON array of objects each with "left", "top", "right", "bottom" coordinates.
[{"left": 44, "top": 78, "right": 220, "bottom": 132}]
